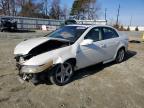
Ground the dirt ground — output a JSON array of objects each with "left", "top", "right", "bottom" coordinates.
[{"left": 0, "top": 31, "right": 144, "bottom": 108}]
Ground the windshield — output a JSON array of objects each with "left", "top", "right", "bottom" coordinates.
[{"left": 48, "top": 26, "right": 87, "bottom": 42}]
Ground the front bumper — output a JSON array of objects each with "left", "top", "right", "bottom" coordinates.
[
  {"left": 18, "top": 70, "right": 51, "bottom": 84},
  {"left": 16, "top": 60, "right": 53, "bottom": 74},
  {"left": 16, "top": 60, "right": 54, "bottom": 84}
]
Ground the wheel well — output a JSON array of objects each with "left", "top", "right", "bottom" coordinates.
[
  {"left": 119, "top": 46, "right": 125, "bottom": 52},
  {"left": 115, "top": 46, "right": 126, "bottom": 59},
  {"left": 65, "top": 58, "right": 76, "bottom": 66}
]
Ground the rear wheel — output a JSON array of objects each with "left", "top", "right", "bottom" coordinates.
[
  {"left": 50, "top": 62, "right": 74, "bottom": 86},
  {"left": 115, "top": 48, "right": 125, "bottom": 63}
]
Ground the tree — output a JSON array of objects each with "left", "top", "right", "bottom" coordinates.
[
  {"left": 127, "top": 26, "right": 130, "bottom": 31},
  {"left": 42, "top": 0, "right": 49, "bottom": 15},
  {"left": 15, "top": 0, "right": 26, "bottom": 9},
  {"left": 18, "top": 0, "right": 44, "bottom": 18},
  {"left": 0, "top": 0, "right": 17, "bottom": 16},
  {"left": 49, "top": 0, "right": 61, "bottom": 19},
  {"left": 119, "top": 25, "right": 125, "bottom": 31},
  {"left": 61, "top": 4, "right": 69, "bottom": 20},
  {"left": 0, "top": 0, "right": 8, "bottom": 15},
  {"left": 11, "top": 0, "right": 17, "bottom": 16},
  {"left": 70, "top": 0, "right": 100, "bottom": 20},
  {"left": 113, "top": 24, "right": 120, "bottom": 29}
]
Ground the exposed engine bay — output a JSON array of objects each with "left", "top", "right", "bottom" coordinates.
[{"left": 15, "top": 39, "right": 71, "bottom": 62}]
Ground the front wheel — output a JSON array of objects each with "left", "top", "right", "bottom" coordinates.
[
  {"left": 50, "top": 62, "right": 74, "bottom": 86},
  {"left": 115, "top": 48, "right": 125, "bottom": 63}
]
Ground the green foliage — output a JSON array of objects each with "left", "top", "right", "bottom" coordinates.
[
  {"left": 70, "top": 0, "right": 98, "bottom": 19},
  {"left": 71, "top": 0, "right": 83, "bottom": 15},
  {"left": 1, "top": 0, "right": 98, "bottom": 19}
]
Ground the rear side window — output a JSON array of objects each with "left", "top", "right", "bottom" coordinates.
[{"left": 102, "top": 27, "right": 119, "bottom": 40}]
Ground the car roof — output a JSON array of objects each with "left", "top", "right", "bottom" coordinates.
[{"left": 66, "top": 24, "right": 114, "bottom": 29}]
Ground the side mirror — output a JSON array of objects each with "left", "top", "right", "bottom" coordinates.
[{"left": 80, "top": 39, "right": 93, "bottom": 46}]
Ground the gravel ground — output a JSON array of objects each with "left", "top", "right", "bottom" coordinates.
[{"left": 0, "top": 31, "right": 144, "bottom": 108}]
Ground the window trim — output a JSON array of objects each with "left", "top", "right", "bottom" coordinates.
[{"left": 84, "top": 27, "right": 102, "bottom": 42}]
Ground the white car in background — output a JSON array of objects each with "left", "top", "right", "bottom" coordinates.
[{"left": 14, "top": 25, "right": 128, "bottom": 86}]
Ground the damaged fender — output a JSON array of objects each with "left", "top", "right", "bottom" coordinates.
[
  {"left": 53, "top": 44, "right": 77, "bottom": 65},
  {"left": 22, "top": 45, "right": 76, "bottom": 73}
]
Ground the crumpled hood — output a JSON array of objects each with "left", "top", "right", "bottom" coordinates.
[{"left": 14, "top": 37, "right": 50, "bottom": 55}]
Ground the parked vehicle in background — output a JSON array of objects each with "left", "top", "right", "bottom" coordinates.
[
  {"left": 65, "top": 19, "right": 77, "bottom": 25},
  {"left": 0, "top": 18, "right": 17, "bottom": 32},
  {"left": 14, "top": 25, "right": 128, "bottom": 86}
]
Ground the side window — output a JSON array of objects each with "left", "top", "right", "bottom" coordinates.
[
  {"left": 102, "top": 27, "right": 119, "bottom": 40},
  {"left": 84, "top": 28, "right": 102, "bottom": 42}
]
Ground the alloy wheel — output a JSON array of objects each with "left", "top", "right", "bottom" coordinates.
[{"left": 55, "top": 62, "right": 73, "bottom": 84}]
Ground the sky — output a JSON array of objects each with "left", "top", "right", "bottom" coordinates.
[{"left": 60, "top": 0, "right": 144, "bottom": 26}]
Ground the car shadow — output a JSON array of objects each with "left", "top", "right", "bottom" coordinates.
[
  {"left": 70, "top": 50, "right": 137, "bottom": 83},
  {"left": 124, "top": 50, "right": 137, "bottom": 62},
  {"left": 129, "top": 40, "right": 141, "bottom": 43}
]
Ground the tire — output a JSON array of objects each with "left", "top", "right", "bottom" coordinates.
[
  {"left": 115, "top": 48, "right": 125, "bottom": 63},
  {"left": 50, "top": 62, "right": 74, "bottom": 86},
  {"left": 31, "top": 74, "right": 39, "bottom": 85}
]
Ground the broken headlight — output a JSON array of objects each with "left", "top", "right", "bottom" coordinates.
[
  {"left": 21, "top": 60, "right": 53, "bottom": 73},
  {"left": 21, "top": 65, "right": 43, "bottom": 73},
  {"left": 19, "top": 56, "right": 25, "bottom": 64}
]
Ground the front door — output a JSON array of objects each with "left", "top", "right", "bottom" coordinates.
[{"left": 76, "top": 27, "right": 107, "bottom": 69}]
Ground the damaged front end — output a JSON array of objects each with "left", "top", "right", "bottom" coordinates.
[
  {"left": 14, "top": 38, "right": 72, "bottom": 84},
  {"left": 15, "top": 54, "right": 54, "bottom": 84}
]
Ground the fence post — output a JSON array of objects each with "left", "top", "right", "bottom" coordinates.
[
  {"left": 20, "top": 18, "right": 23, "bottom": 29},
  {"left": 36, "top": 19, "right": 38, "bottom": 29}
]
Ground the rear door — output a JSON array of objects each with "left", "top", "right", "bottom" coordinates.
[{"left": 100, "top": 27, "right": 120, "bottom": 60}]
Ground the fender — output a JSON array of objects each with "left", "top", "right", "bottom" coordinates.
[
  {"left": 23, "top": 45, "right": 76, "bottom": 66},
  {"left": 53, "top": 53, "right": 76, "bottom": 65}
]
